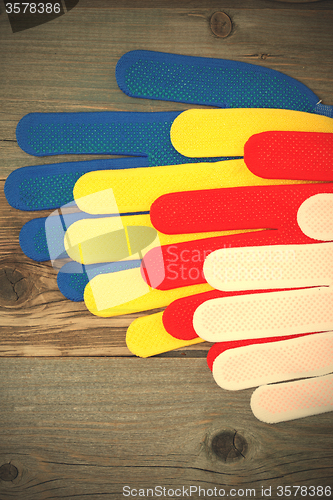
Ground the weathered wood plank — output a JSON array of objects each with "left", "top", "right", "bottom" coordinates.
[{"left": 0, "top": 358, "right": 332, "bottom": 499}]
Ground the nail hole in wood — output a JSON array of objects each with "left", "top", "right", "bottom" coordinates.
[
  {"left": 210, "top": 12, "right": 232, "bottom": 38},
  {"left": 0, "top": 463, "right": 18, "bottom": 481},
  {"left": 211, "top": 430, "right": 248, "bottom": 462}
]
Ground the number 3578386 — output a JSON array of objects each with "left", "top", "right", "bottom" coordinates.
[{"left": 6, "top": 3, "right": 61, "bottom": 14}]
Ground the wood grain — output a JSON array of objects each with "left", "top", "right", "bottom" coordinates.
[{"left": 0, "top": 358, "right": 332, "bottom": 499}]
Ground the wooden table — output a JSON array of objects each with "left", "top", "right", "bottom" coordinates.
[{"left": 1, "top": 1, "right": 332, "bottom": 498}]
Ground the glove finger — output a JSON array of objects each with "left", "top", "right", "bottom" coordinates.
[
  {"left": 73, "top": 158, "right": 304, "bottom": 215},
  {"left": 125, "top": 311, "right": 204, "bottom": 359},
  {"left": 210, "top": 331, "right": 333, "bottom": 390},
  {"left": 84, "top": 267, "right": 213, "bottom": 317},
  {"left": 170, "top": 109, "right": 333, "bottom": 158},
  {"left": 206, "top": 334, "right": 311, "bottom": 371},
  {"left": 204, "top": 242, "right": 333, "bottom": 291},
  {"left": 162, "top": 288, "right": 298, "bottom": 341},
  {"left": 150, "top": 183, "right": 333, "bottom": 235},
  {"left": 116, "top": 50, "right": 325, "bottom": 114},
  {"left": 251, "top": 373, "right": 333, "bottom": 423},
  {"left": 73, "top": 159, "right": 261, "bottom": 214},
  {"left": 193, "top": 286, "right": 333, "bottom": 342},
  {"left": 5, "top": 157, "right": 149, "bottom": 211},
  {"left": 16, "top": 111, "right": 188, "bottom": 160},
  {"left": 244, "top": 131, "right": 333, "bottom": 181},
  {"left": 123, "top": 296, "right": 323, "bottom": 358},
  {"left": 65, "top": 215, "right": 158, "bottom": 264}
]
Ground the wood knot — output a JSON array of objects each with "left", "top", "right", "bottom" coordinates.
[
  {"left": 211, "top": 430, "right": 248, "bottom": 462},
  {"left": 210, "top": 12, "right": 232, "bottom": 38},
  {"left": 0, "top": 463, "right": 18, "bottom": 481},
  {"left": 0, "top": 266, "right": 31, "bottom": 306}
]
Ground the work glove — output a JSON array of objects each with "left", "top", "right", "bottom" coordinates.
[
  {"left": 107, "top": 130, "right": 332, "bottom": 355},
  {"left": 5, "top": 51, "right": 332, "bottom": 337},
  {"left": 127, "top": 176, "right": 333, "bottom": 356},
  {"left": 125, "top": 126, "right": 333, "bottom": 422},
  {"left": 63, "top": 117, "right": 333, "bottom": 315},
  {"left": 7, "top": 104, "right": 329, "bottom": 306}
]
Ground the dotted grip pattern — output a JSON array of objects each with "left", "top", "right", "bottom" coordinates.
[
  {"left": 251, "top": 373, "right": 333, "bottom": 423},
  {"left": 211, "top": 332, "right": 333, "bottom": 390},
  {"left": 145, "top": 184, "right": 333, "bottom": 291},
  {"left": 116, "top": 50, "right": 320, "bottom": 112}
]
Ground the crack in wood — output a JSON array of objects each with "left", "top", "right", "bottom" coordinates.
[
  {"left": 5, "top": 269, "right": 25, "bottom": 301},
  {"left": 233, "top": 431, "right": 245, "bottom": 459},
  {"left": 0, "top": 267, "right": 29, "bottom": 303}
]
